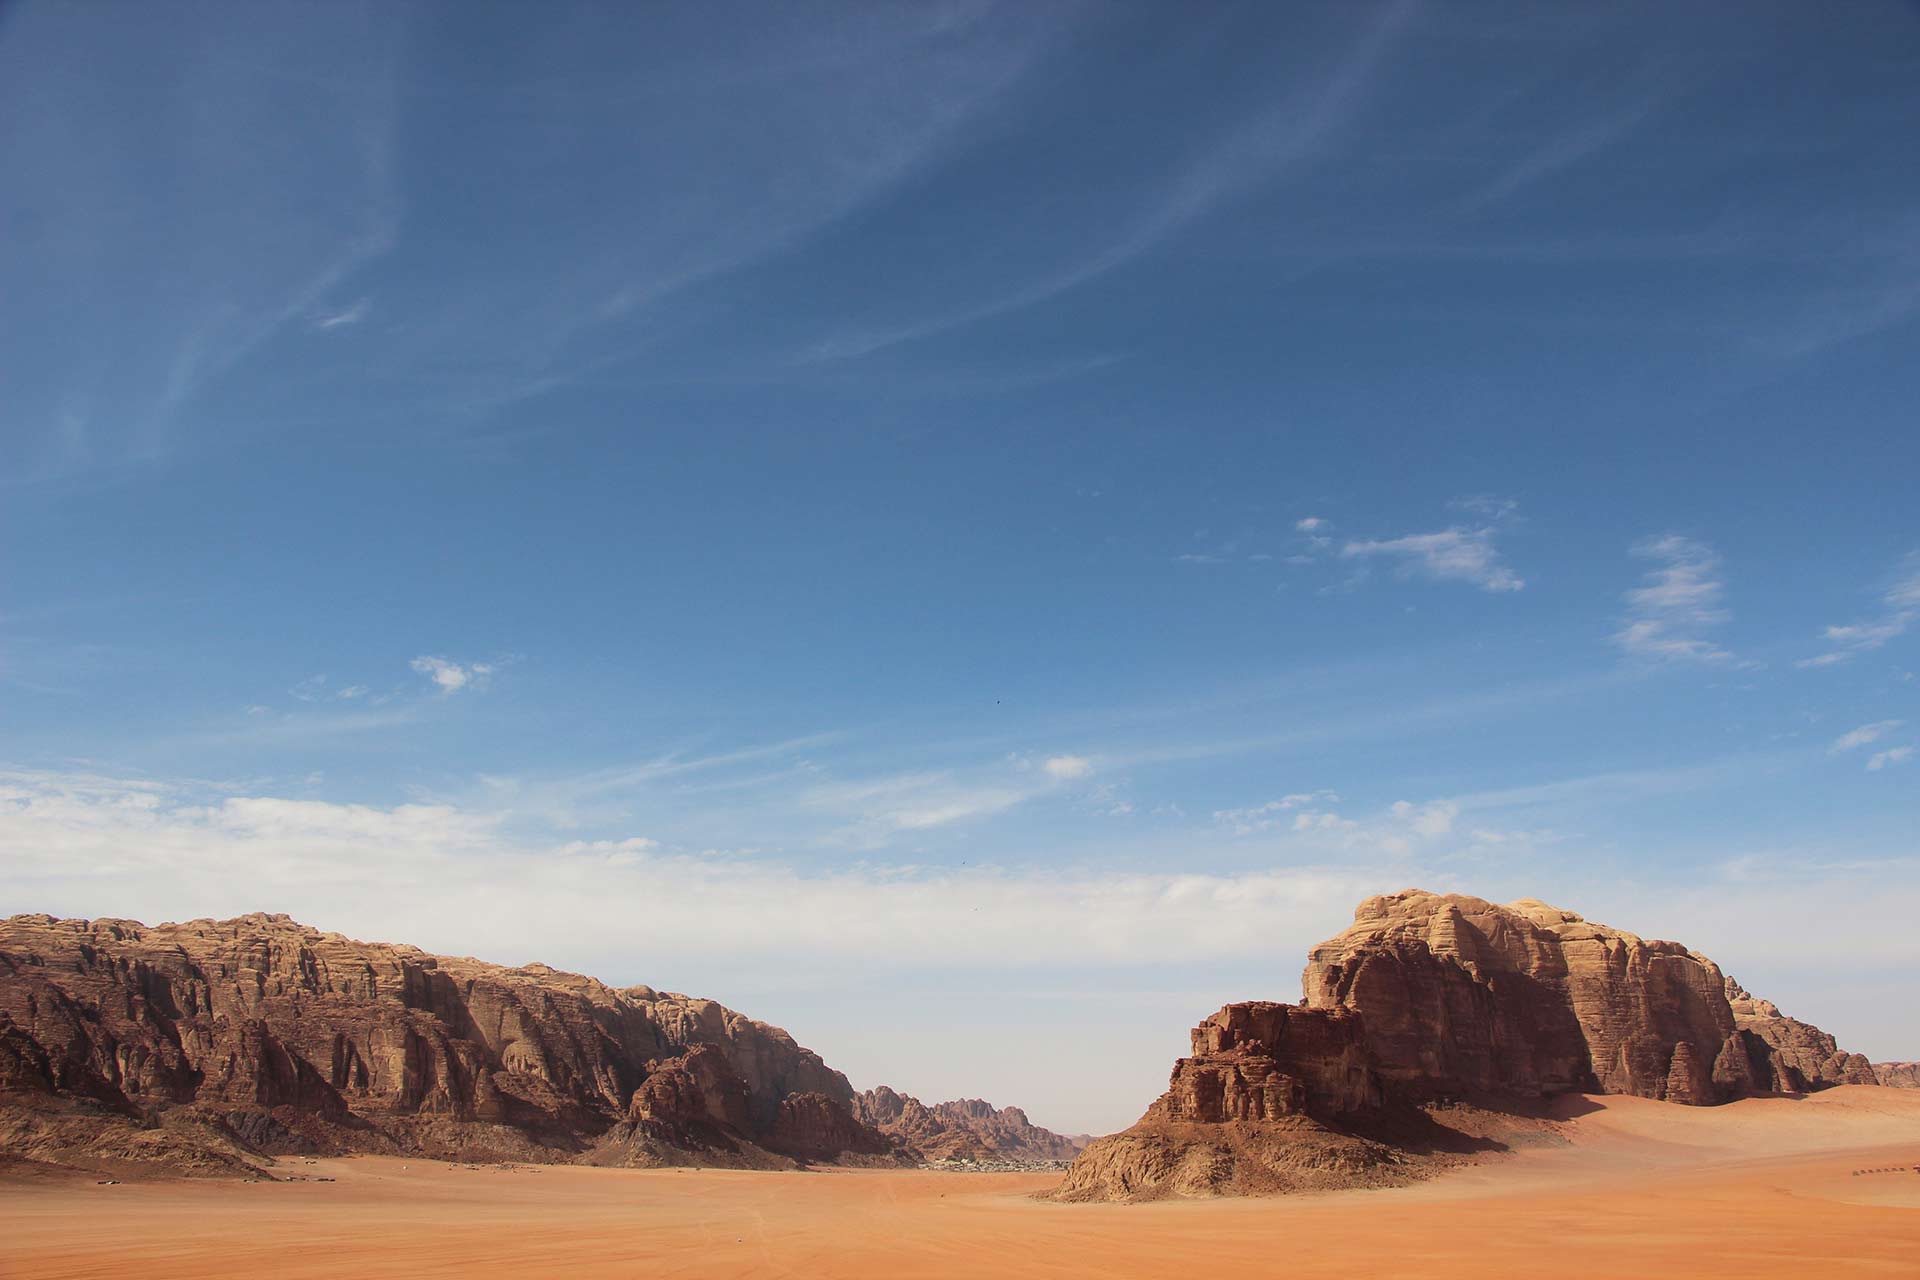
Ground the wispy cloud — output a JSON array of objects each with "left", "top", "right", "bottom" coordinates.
[
  {"left": 410, "top": 655, "right": 497, "bottom": 694},
  {"left": 311, "top": 297, "right": 371, "bottom": 330},
  {"left": 1214, "top": 790, "right": 1537, "bottom": 859},
  {"left": 1212, "top": 791, "right": 1340, "bottom": 835},
  {"left": 1340, "top": 527, "right": 1525, "bottom": 593},
  {"left": 802, "top": 2, "right": 1419, "bottom": 362},
  {"left": 1867, "top": 746, "right": 1913, "bottom": 772},
  {"left": 1831, "top": 720, "right": 1904, "bottom": 754},
  {"left": 1613, "top": 535, "right": 1735, "bottom": 663},
  {"left": 1042, "top": 755, "right": 1093, "bottom": 780},
  {"left": 1464, "top": 91, "right": 1665, "bottom": 211},
  {"left": 1798, "top": 551, "right": 1920, "bottom": 669},
  {"left": 0, "top": 767, "right": 1408, "bottom": 971}
]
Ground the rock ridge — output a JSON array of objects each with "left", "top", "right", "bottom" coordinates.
[
  {"left": 852, "top": 1085, "right": 1084, "bottom": 1162},
  {"left": 0, "top": 912, "right": 896, "bottom": 1177}
]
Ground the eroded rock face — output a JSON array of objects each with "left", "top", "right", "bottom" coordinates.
[
  {"left": 1304, "top": 891, "right": 1755, "bottom": 1105},
  {"left": 1874, "top": 1062, "right": 1920, "bottom": 1089},
  {"left": 0, "top": 912, "right": 888, "bottom": 1175},
  {"left": 768, "top": 1092, "right": 899, "bottom": 1163},
  {"left": 1723, "top": 978, "right": 1877, "bottom": 1092},
  {"left": 1153, "top": 1002, "right": 1380, "bottom": 1122},
  {"left": 1060, "top": 889, "right": 1876, "bottom": 1201},
  {"left": 852, "top": 1086, "right": 1084, "bottom": 1162}
]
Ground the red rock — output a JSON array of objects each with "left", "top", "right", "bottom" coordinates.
[
  {"left": 1151, "top": 1002, "right": 1379, "bottom": 1124},
  {"left": 1303, "top": 891, "right": 1757, "bottom": 1105},
  {"left": 1060, "top": 889, "right": 1878, "bottom": 1201},
  {"left": 1724, "top": 978, "right": 1877, "bottom": 1091},
  {"left": 853, "top": 1086, "right": 1083, "bottom": 1162},
  {"left": 1874, "top": 1062, "right": 1920, "bottom": 1088},
  {"left": 767, "top": 1092, "right": 899, "bottom": 1163},
  {"left": 0, "top": 912, "right": 890, "bottom": 1175}
]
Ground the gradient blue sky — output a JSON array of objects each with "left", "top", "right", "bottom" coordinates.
[{"left": 3, "top": 1, "right": 1918, "bottom": 1133}]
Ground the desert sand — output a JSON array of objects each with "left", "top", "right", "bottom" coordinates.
[{"left": 5, "top": 1087, "right": 1919, "bottom": 1279}]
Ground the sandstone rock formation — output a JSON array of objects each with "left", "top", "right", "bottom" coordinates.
[
  {"left": 1874, "top": 1062, "right": 1920, "bottom": 1089},
  {"left": 1060, "top": 889, "right": 1876, "bottom": 1201},
  {"left": 1723, "top": 977, "right": 1876, "bottom": 1092},
  {"left": 0, "top": 912, "right": 896, "bottom": 1177},
  {"left": 1303, "top": 892, "right": 1763, "bottom": 1105},
  {"left": 853, "top": 1086, "right": 1084, "bottom": 1162}
]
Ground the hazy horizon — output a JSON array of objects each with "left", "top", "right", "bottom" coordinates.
[{"left": 4, "top": 1, "right": 1918, "bottom": 1135}]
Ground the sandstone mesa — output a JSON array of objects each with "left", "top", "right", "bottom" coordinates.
[{"left": 1059, "top": 888, "right": 1888, "bottom": 1201}]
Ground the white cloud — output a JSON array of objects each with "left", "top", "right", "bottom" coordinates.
[
  {"left": 804, "top": 770, "right": 1032, "bottom": 840},
  {"left": 1613, "top": 535, "right": 1735, "bottom": 663},
  {"left": 1447, "top": 494, "right": 1519, "bottom": 520},
  {"left": 1831, "top": 720, "right": 1904, "bottom": 753},
  {"left": 1391, "top": 798, "right": 1458, "bottom": 838},
  {"left": 335, "top": 685, "right": 368, "bottom": 700},
  {"left": 1295, "top": 516, "right": 1327, "bottom": 532},
  {"left": 1042, "top": 755, "right": 1093, "bottom": 780},
  {"left": 1799, "top": 552, "right": 1920, "bottom": 668},
  {"left": 1212, "top": 791, "right": 1340, "bottom": 834},
  {"left": 311, "top": 297, "right": 371, "bottom": 330},
  {"left": 1217, "top": 792, "right": 1503, "bottom": 857},
  {"left": 410, "top": 655, "right": 496, "bottom": 694},
  {"left": 1340, "top": 527, "right": 1524, "bottom": 593},
  {"left": 0, "top": 768, "right": 1393, "bottom": 968},
  {"left": 1867, "top": 746, "right": 1913, "bottom": 772}
]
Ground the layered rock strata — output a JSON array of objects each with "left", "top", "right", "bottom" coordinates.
[
  {"left": 1061, "top": 889, "right": 1877, "bottom": 1201},
  {"left": 0, "top": 912, "right": 895, "bottom": 1176}
]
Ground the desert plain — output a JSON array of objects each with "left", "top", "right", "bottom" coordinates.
[{"left": 5, "top": 1086, "right": 1919, "bottom": 1279}]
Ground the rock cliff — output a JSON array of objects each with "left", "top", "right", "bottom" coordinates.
[
  {"left": 1874, "top": 1062, "right": 1920, "bottom": 1089},
  {"left": 1060, "top": 889, "right": 1875, "bottom": 1201},
  {"left": 853, "top": 1086, "right": 1084, "bottom": 1162},
  {"left": 1304, "top": 892, "right": 1773, "bottom": 1104},
  {"left": 0, "top": 912, "right": 894, "bottom": 1177},
  {"left": 1723, "top": 977, "right": 1876, "bottom": 1092}
]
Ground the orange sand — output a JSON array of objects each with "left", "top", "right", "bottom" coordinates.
[{"left": 6, "top": 1087, "right": 1920, "bottom": 1279}]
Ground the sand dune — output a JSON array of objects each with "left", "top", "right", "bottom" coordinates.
[{"left": 5, "top": 1087, "right": 1919, "bottom": 1279}]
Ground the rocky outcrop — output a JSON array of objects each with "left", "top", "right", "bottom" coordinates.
[
  {"left": 1724, "top": 978, "right": 1876, "bottom": 1092},
  {"left": 0, "top": 912, "right": 892, "bottom": 1177},
  {"left": 853, "top": 1086, "right": 1085, "bottom": 1162},
  {"left": 1874, "top": 1063, "right": 1920, "bottom": 1089},
  {"left": 1303, "top": 892, "right": 1760, "bottom": 1105},
  {"left": 1159, "top": 1002, "right": 1381, "bottom": 1121},
  {"left": 767, "top": 1092, "right": 899, "bottom": 1164},
  {"left": 1060, "top": 889, "right": 1875, "bottom": 1201}
]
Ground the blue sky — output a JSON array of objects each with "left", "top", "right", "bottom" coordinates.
[{"left": 3, "top": 1, "right": 1918, "bottom": 1133}]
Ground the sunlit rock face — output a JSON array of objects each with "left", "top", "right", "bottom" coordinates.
[
  {"left": 1059, "top": 889, "right": 1877, "bottom": 1201},
  {"left": 0, "top": 911, "right": 888, "bottom": 1172},
  {"left": 1723, "top": 976, "right": 1876, "bottom": 1092},
  {"left": 1304, "top": 890, "right": 1765, "bottom": 1105}
]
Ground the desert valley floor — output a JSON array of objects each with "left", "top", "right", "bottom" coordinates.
[{"left": 5, "top": 1087, "right": 1919, "bottom": 1279}]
